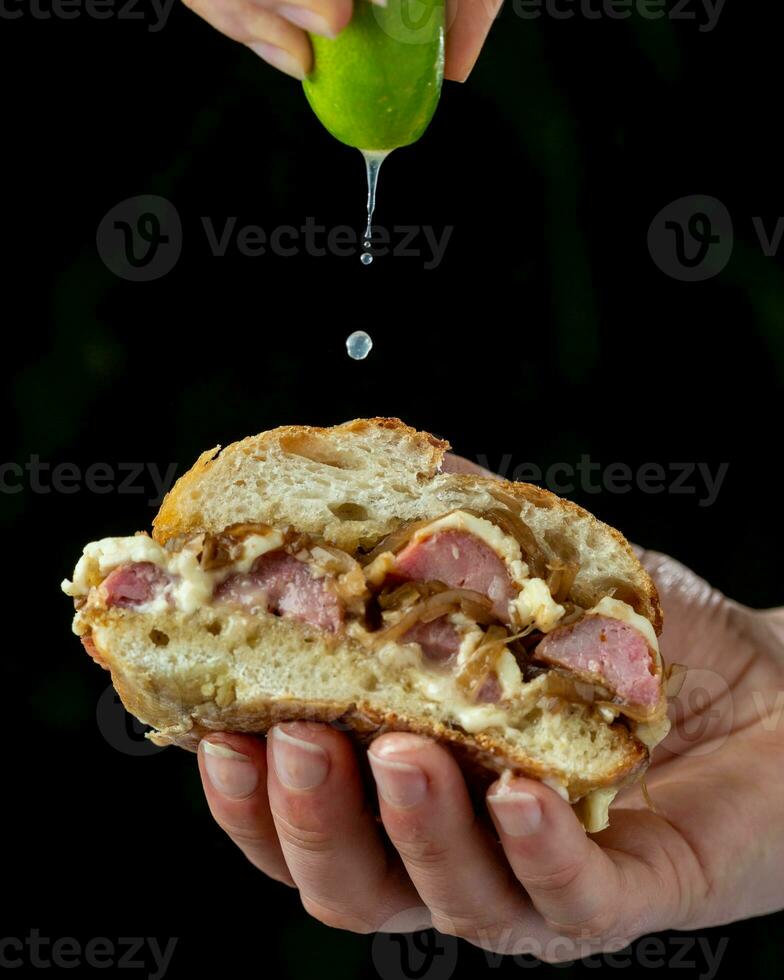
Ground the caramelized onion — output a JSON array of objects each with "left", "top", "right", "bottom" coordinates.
[
  {"left": 200, "top": 534, "right": 234, "bottom": 571},
  {"left": 486, "top": 486, "right": 526, "bottom": 514},
  {"left": 527, "top": 666, "right": 663, "bottom": 723},
  {"left": 536, "top": 669, "right": 612, "bottom": 706},
  {"left": 201, "top": 523, "right": 278, "bottom": 570},
  {"left": 456, "top": 626, "right": 508, "bottom": 698},
  {"left": 221, "top": 521, "right": 275, "bottom": 540},
  {"left": 360, "top": 516, "right": 438, "bottom": 565},
  {"left": 594, "top": 700, "right": 661, "bottom": 723},
  {"left": 640, "top": 776, "right": 660, "bottom": 814},
  {"left": 372, "top": 589, "right": 494, "bottom": 646},
  {"left": 378, "top": 580, "right": 444, "bottom": 611},
  {"left": 546, "top": 561, "right": 579, "bottom": 603},
  {"left": 309, "top": 543, "right": 361, "bottom": 575},
  {"left": 666, "top": 662, "right": 688, "bottom": 697}
]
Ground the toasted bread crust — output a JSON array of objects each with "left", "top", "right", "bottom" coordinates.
[
  {"left": 153, "top": 417, "right": 449, "bottom": 545},
  {"left": 150, "top": 707, "right": 647, "bottom": 801},
  {"left": 151, "top": 418, "right": 662, "bottom": 632},
  {"left": 83, "top": 606, "right": 649, "bottom": 804}
]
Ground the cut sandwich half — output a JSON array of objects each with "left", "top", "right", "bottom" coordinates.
[{"left": 63, "top": 418, "right": 670, "bottom": 832}]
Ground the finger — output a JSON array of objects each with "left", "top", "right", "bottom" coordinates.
[
  {"left": 444, "top": 0, "right": 504, "bottom": 83},
  {"left": 182, "top": 0, "right": 352, "bottom": 79},
  {"left": 267, "top": 722, "right": 422, "bottom": 932},
  {"left": 368, "top": 733, "right": 529, "bottom": 947},
  {"left": 253, "top": 0, "right": 353, "bottom": 38},
  {"left": 487, "top": 778, "right": 681, "bottom": 949},
  {"left": 198, "top": 734, "right": 295, "bottom": 886},
  {"left": 441, "top": 452, "right": 498, "bottom": 479}
]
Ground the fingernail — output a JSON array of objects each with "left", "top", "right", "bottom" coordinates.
[
  {"left": 487, "top": 792, "right": 542, "bottom": 837},
  {"left": 275, "top": 4, "right": 337, "bottom": 38},
  {"left": 247, "top": 41, "right": 306, "bottom": 81},
  {"left": 368, "top": 748, "right": 427, "bottom": 809},
  {"left": 201, "top": 741, "right": 259, "bottom": 800},
  {"left": 271, "top": 726, "right": 329, "bottom": 790}
]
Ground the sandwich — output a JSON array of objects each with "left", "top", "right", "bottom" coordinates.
[{"left": 62, "top": 418, "right": 670, "bottom": 832}]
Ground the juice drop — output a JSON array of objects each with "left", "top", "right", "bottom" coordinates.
[
  {"left": 346, "top": 330, "right": 373, "bottom": 359},
  {"left": 360, "top": 150, "right": 388, "bottom": 265}
]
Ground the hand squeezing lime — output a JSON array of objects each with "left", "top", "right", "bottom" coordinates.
[{"left": 303, "top": 0, "right": 445, "bottom": 151}]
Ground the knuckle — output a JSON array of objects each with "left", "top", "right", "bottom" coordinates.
[
  {"left": 543, "top": 905, "right": 621, "bottom": 945},
  {"left": 429, "top": 910, "right": 512, "bottom": 947},
  {"left": 215, "top": 818, "right": 274, "bottom": 850},
  {"left": 272, "top": 813, "right": 335, "bottom": 855},
  {"left": 391, "top": 835, "right": 451, "bottom": 870},
  {"left": 429, "top": 911, "right": 461, "bottom": 938},
  {"left": 300, "top": 896, "right": 377, "bottom": 934},
  {"left": 523, "top": 860, "right": 584, "bottom": 895}
]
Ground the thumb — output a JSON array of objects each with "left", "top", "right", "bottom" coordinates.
[
  {"left": 485, "top": 778, "right": 669, "bottom": 950},
  {"left": 445, "top": 0, "right": 504, "bottom": 83}
]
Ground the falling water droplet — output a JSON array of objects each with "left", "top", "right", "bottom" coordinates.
[
  {"left": 346, "top": 330, "right": 373, "bottom": 360},
  {"left": 360, "top": 149, "right": 389, "bottom": 267}
]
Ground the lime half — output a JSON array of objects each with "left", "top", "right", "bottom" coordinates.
[{"left": 303, "top": 0, "right": 445, "bottom": 151}]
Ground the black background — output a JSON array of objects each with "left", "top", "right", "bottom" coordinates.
[{"left": 3, "top": 0, "right": 783, "bottom": 976}]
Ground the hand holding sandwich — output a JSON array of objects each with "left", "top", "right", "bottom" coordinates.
[
  {"left": 63, "top": 421, "right": 784, "bottom": 956},
  {"left": 198, "top": 516, "right": 784, "bottom": 958}
]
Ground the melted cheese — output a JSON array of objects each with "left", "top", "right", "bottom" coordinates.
[
  {"left": 167, "top": 547, "right": 213, "bottom": 614},
  {"left": 236, "top": 530, "right": 285, "bottom": 572},
  {"left": 62, "top": 536, "right": 167, "bottom": 596},
  {"left": 511, "top": 577, "right": 565, "bottom": 633},
  {"left": 496, "top": 648, "right": 523, "bottom": 699},
  {"left": 61, "top": 530, "right": 285, "bottom": 613},
  {"left": 363, "top": 550, "right": 397, "bottom": 586},
  {"left": 586, "top": 596, "right": 659, "bottom": 655},
  {"left": 633, "top": 714, "right": 671, "bottom": 750},
  {"left": 454, "top": 704, "right": 511, "bottom": 733}
]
